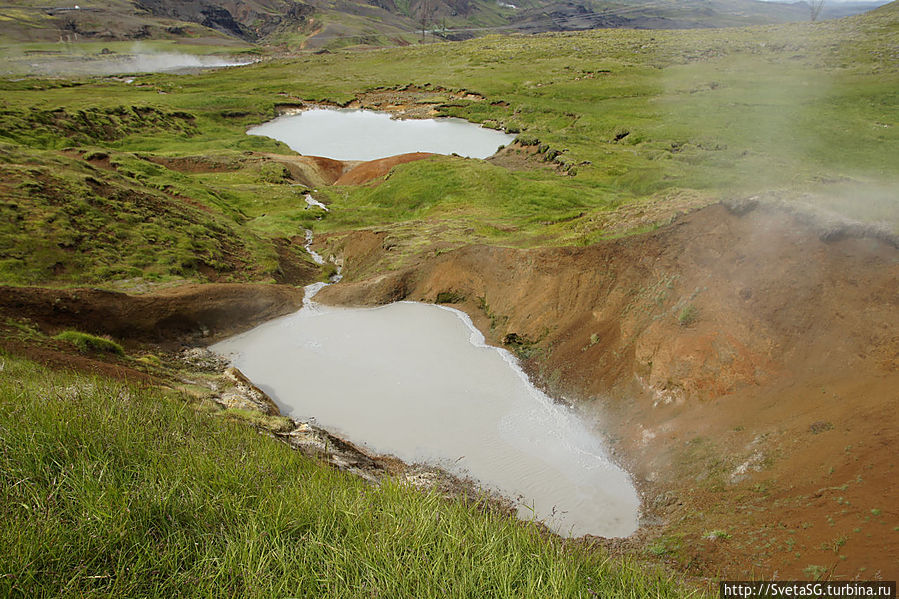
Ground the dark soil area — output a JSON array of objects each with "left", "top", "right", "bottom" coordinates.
[{"left": 0, "top": 282, "right": 304, "bottom": 347}]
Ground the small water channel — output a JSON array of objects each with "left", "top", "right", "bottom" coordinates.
[
  {"left": 212, "top": 288, "right": 640, "bottom": 538},
  {"left": 247, "top": 108, "right": 517, "bottom": 161}
]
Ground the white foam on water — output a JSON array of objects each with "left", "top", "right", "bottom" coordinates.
[{"left": 305, "top": 194, "right": 329, "bottom": 211}]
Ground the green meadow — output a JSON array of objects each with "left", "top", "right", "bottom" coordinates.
[{"left": 1, "top": 4, "right": 897, "bottom": 285}]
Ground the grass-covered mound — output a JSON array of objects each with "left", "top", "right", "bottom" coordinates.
[
  {"left": 0, "top": 353, "right": 696, "bottom": 598},
  {"left": 53, "top": 330, "right": 125, "bottom": 355}
]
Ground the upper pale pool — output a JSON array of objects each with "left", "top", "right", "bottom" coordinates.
[
  {"left": 211, "top": 294, "right": 640, "bottom": 538},
  {"left": 246, "top": 108, "right": 517, "bottom": 161}
]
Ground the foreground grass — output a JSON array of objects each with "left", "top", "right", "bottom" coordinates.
[{"left": 0, "top": 353, "right": 696, "bottom": 598}]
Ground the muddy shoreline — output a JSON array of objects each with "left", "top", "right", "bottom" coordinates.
[
  {"left": 188, "top": 348, "right": 522, "bottom": 522},
  {"left": 1, "top": 199, "right": 895, "bottom": 579}
]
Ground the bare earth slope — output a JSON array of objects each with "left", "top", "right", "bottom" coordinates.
[
  {"left": 0, "top": 283, "right": 304, "bottom": 345},
  {"left": 317, "top": 201, "right": 898, "bottom": 579}
]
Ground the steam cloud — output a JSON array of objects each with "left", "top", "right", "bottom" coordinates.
[{"left": 3, "top": 48, "right": 256, "bottom": 77}]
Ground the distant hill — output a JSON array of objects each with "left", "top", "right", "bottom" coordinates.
[{"left": 0, "top": 0, "right": 890, "bottom": 49}]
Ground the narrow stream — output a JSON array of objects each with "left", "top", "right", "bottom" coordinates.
[{"left": 212, "top": 276, "right": 640, "bottom": 537}]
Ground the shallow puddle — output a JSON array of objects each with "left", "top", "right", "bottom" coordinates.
[
  {"left": 212, "top": 295, "right": 639, "bottom": 537},
  {"left": 247, "top": 108, "right": 517, "bottom": 161}
]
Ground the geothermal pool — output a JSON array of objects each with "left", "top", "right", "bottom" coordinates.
[
  {"left": 246, "top": 108, "right": 517, "bottom": 161},
  {"left": 211, "top": 291, "right": 640, "bottom": 538}
]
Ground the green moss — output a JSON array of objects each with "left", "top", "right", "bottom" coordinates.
[
  {"left": 435, "top": 291, "right": 465, "bottom": 304},
  {"left": 54, "top": 330, "right": 125, "bottom": 356},
  {"left": 678, "top": 304, "right": 699, "bottom": 327}
]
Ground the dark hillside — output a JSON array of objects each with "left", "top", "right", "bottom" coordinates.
[{"left": 134, "top": 0, "right": 315, "bottom": 41}]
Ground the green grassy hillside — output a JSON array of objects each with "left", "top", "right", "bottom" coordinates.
[
  {"left": 1, "top": 6, "right": 896, "bottom": 285},
  {"left": 0, "top": 352, "right": 697, "bottom": 598},
  {"left": 1, "top": 0, "right": 885, "bottom": 55}
]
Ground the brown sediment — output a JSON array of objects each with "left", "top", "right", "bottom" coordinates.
[
  {"left": 0, "top": 282, "right": 305, "bottom": 347},
  {"left": 335, "top": 152, "right": 435, "bottom": 186},
  {"left": 260, "top": 152, "right": 353, "bottom": 186},
  {"left": 262, "top": 152, "right": 435, "bottom": 187},
  {"left": 315, "top": 201, "right": 899, "bottom": 580},
  {"left": 312, "top": 85, "right": 487, "bottom": 120}
]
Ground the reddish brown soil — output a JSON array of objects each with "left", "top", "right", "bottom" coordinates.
[
  {"left": 335, "top": 152, "right": 435, "bottom": 186},
  {"left": 272, "top": 237, "right": 320, "bottom": 285},
  {"left": 2, "top": 197, "right": 894, "bottom": 580},
  {"left": 0, "top": 283, "right": 304, "bottom": 347},
  {"left": 263, "top": 152, "right": 435, "bottom": 187},
  {"left": 316, "top": 202, "right": 899, "bottom": 580},
  {"left": 149, "top": 152, "right": 352, "bottom": 188}
]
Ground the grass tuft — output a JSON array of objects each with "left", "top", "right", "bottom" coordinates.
[
  {"left": 677, "top": 304, "right": 699, "bottom": 327},
  {"left": 53, "top": 330, "right": 125, "bottom": 356}
]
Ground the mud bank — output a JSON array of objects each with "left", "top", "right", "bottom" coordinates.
[
  {"left": 263, "top": 151, "right": 436, "bottom": 189},
  {"left": 315, "top": 201, "right": 899, "bottom": 579},
  {"left": 0, "top": 283, "right": 305, "bottom": 346}
]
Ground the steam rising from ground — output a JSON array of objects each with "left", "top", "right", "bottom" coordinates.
[
  {"left": 87, "top": 52, "right": 255, "bottom": 74},
  {"left": 3, "top": 50, "right": 256, "bottom": 76}
]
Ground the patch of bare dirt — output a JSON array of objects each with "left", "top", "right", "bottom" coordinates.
[
  {"left": 263, "top": 152, "right": 352, "bottom": 187},
  {"left": 147, "top": 154, "right": 245, "bottom": 173},
  {"left": 335, "top": 152, "right": 435, "bottom": 186},
  {"left": 316, "top": 201, "right": 899, "bottom": 580},
  {"left": 315, "top": 85, "right": 486, "bottom": 120},
  {"left": 272, "top": 237, "right": 320, "bottom": 285}
]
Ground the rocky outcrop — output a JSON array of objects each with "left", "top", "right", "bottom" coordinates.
[
  {"left": 202, "top": 358, "right": 511, "bottom": 512},
  {"left": 220, "top": 366, "right": 281, "bottom": 415},
  {"left": 134, "top": 0, "right": 314, "bottom": 41}
]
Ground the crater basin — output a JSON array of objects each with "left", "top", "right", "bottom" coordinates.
[
  {"left": 211, "top": 298, "right": 640, "bottom": 538},
  {"left": 247, "top": 108, "right": 517, "bottom": 161}
]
